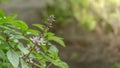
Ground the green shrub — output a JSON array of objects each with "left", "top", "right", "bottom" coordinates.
[{"left": 0, "top": 10, "right": 68, "bottom": 68}]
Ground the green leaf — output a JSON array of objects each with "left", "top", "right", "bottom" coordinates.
[
  {"left": 49, "top": 45, "right": 58, "bottom": 53},
  {"left": 41, "top": 44, "right": 47, "bottom": 53},
  {"left": 45, "top": 32, "right": 54, "bottom": 37},
  {"left": 52, "top": 59, "right": 68, "bottom": 68},
  {"left": 48, "top": 45, "right": 58, "bottom": 59},
  {"left": 0, "top": 25, "right": 22, "bottom": 35},
  {"left": 0, "top": 61, "right": 11, "bottom": 68},
  {"left": 11, "top": 20, "right": 28, "bottom": 31},
  {"left": 43, "top": 54, "right": 68, "bottom": 68},
  {"left": 7, "top": 14, "right": 17, "bottom": 20},
  {"left": 40, "top": 59, "right": 47, "bottom": 68},
  {"left": 26, "top": 29, "right": 39, "bottom": 35},
  {"left": 0, "top": 0, "right": 7, "bottom": 2},
  {"left": 70, "top": 52, "right": 78, "bottom": 59},
  {"left": 33, "top": 24, "right": 44, "bottom": 30},
  {"left": 0, "top": 44, "right": 9, "bottom": 50},
  {"left": 114, "top": 63, "right": 120, "bottom": 68},
  {"left": 21, "top": 59, "right": 29, "bottom": 68},
  {"left": 10, "top": 34, "right": 25, "bottom": 39},
  {"left": 105, "top": 23, "right": 113, "bottom": 32},
  {"left": 46, "top": 32, "right": 65, "bottom": 47},
  {"left": 0, "top": 10, "right": 4, "bottom": 17},
  {"left": 88, "top": 21, "right": 96, "bottom": 31},
  {"left": 48, "top": 36, "right": 65, "bottom": 47},
  {"left": 7, "top": 50, "right": 19, "bottom": 68},
  {"left": 0, "top": 35, "right": 5, "bottom": 41},
  {"left": 0, "top": 50, "right": 6, "bottom": 59},
  {"left": 18, "top": 43, "right": 29, "bottom": 55}
]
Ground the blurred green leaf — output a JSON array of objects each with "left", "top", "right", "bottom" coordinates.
[
  {"left": 33, "top": 24, "right": 44, "bottom": 30},
  {"left": 52, "top": 59, "right": 68, "bottom": 68},
  {"left": 21, "top": 59, "right": 29, "bottom": 68},
  {"left": 88, "top": 21, "right": 96, "bottom": 31},
  {"left": 11, "top": 20, "right": 28, "bottom": 31},
  {"left": 0, "top": 44, "right": 9, "bottom": 50},
  {"left": 46, "top": 32, "right": 65, "bottom": 47},
  {"left": 43, "top": 54, "right": 68, "bottom": 68},
  {"left": 7, "top": 50, "right": 19, "bottom": 68},
  {"left": 41, "top": 44, "right": 47, "bottom": 53},
  {"left": 0, "top": 50, "right": 6, "bottom": 59},
  {"left": 106, "top": 23, "right": 113, "bottom": 31},
  {"left": 114, "top": 63, "right": 120, "bottom": 68},
  {"left": 26, "top": 29, "right": 39, "bottom": 35},
  {"left": 10, "top": 35, "right": 25, "bottom": 39},
  {"left": 0, "top": 35, "right": 5, "bottom": 41},
  {"left": 49, "top": 45, "right": 58, "bottom": 54},
  {"left": 70, "top": 52, "right": 78, "bottom": 59},
  {"left": 0, "top": 10, "right": 4, "bottom": 17},
  {"left": 18, "top": 43, "right": 29, "bottom": 55},
  {"left": 48, "top": 36, "right": 65, "bottom": 47},
  {"left": 48, "top": 45, "right": 58, "bottom": 59}
]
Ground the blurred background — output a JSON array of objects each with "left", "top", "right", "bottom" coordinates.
[{"left": 1, "top": 0, "right": 120, "bottom": 68}]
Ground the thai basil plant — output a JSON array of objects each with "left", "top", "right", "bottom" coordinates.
[{"left": 0, "top": 10, "right": 68, "bottom": 68}]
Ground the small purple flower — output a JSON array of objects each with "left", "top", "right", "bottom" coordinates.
[
  {"left": 35, "top": 45, "right": 41, "bottom": 53},
  {"left": 30, "top": 36, "right": 46, "bottom": 45}
]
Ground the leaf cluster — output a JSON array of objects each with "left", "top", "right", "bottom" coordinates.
[{"left": 0, "top": 10, "right": 68, "bottom": 68}]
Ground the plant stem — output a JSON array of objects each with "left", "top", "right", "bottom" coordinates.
[
  {"left": 6, "top": 36, "right": 14, "bottom": 49},
  {"left": 26, "top": 44, "right": 36, "bottom": 58},
  {"left": 33, "top": 63, "right": 41, "bottom": 67},
  {"left": 46, "top": 63, "right": 52, "bottom": 68}
]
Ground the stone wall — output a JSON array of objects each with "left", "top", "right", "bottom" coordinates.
[{"left": 0, "top": 0, "right": 46, "bottom": 24}]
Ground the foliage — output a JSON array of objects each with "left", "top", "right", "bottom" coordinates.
[
  {"left": 114, "top": 63, "right": 120, "bottom": 68},
  {"left": 70, "top": 0, "right": 96, "bottom": 31},
  {"left": 44, "top": 0, "right": 73, "bottom": 24},
  {"left": 45, "top": 0, "right": 120, "bottom": 32},
  {"left": 0, "top": 10, "right": 68, "bottom": 68},
  {"left": 0, "top": 0, "right": 7, "bottom": 2}
]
